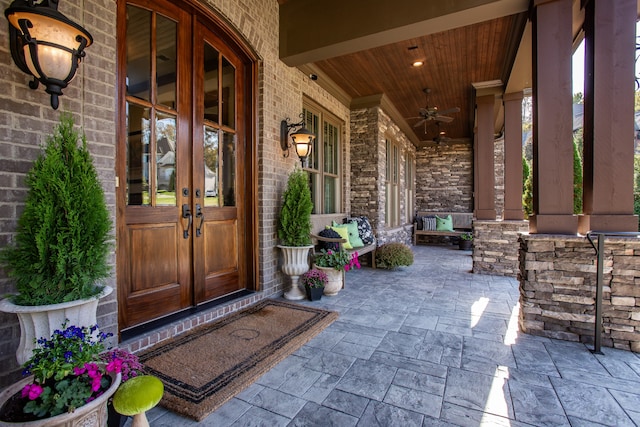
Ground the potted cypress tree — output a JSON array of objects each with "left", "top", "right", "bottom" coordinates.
[
  {"left": 277, "top": 168, "right": 314, "bottom": 300},
  {"left": 0, "top": 113, "right": 113, "bottom": 364}
]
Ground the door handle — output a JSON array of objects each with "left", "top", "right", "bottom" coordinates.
[
  {"left": 182, "top": 204, "right": 192, "bottom": 239},
  {"left": 195, "top": 204, "right": 204, "bottom": 237}
]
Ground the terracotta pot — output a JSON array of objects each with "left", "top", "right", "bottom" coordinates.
[
  {"left": 313, "top": 264, "right": 344, "bottom": 296},
  {"left": 0, "top": 370, "right": 121, "bottom": 427},
  {"left": 0, "top": 287, "right": 113, "bottom": 365}
]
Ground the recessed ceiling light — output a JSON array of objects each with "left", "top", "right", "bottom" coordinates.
[{"left": 412, "top": 61, "right": 424, "bottom": 67}]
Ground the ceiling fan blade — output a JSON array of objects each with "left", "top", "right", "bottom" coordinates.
[
  {"left": 413, "top": 118, "right": 427, "bottom": 128},
  {"left": 434, "top": 115, "right": 454, "bottom": 123}
]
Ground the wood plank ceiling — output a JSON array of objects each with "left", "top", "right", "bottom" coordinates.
[{"left": 279, "top": 0, "right": 528, "bottom": 146}]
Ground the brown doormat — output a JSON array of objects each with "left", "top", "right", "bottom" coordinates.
[{"left": 138, "top": 299, "right": 338, "bottom": 421}]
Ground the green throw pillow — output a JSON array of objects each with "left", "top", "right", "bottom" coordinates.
[
  {"left": 330, "top": 225, "right": 353, "bottom": 249},
  {"left": 340, "top": 221, "right": 364, "bottom": 248},
  {"left": 436, "top": 215, "right": 454, "bottom": 232}
]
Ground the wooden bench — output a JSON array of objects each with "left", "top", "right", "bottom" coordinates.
[
  {"left": 413, "top": 212, "right": 473, "bottom": 245},
  {"left": 309, "top": 213, "right": 377, "bottom": 268}
]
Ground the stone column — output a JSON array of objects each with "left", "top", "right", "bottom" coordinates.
[
  {"left": 529, "top": 0, "right": 577, "bottom": 234},
  {"left": 503, "top": 92, "right": 524, "bottom": 220},
  {"left": 579, "top": 0, "right": 638, "bottom": 233},
  {"left": 474, "top": 94, "right": 496, "bottom": 220}
]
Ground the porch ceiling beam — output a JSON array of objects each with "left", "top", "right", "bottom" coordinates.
[{"left": 279, "top": 0, "right": 530, "bottom": 66}]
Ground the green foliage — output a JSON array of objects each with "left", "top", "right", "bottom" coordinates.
[
  {"left": 375, "top": 243, "right": 414, "bottom": 270},
  {"left": 314, "top": 249, "right": 360, "bottom": 271},
  {"left": 573, "top": 136, "right": 583, "bottom": 214},
  {"left": 277, "top": 168, "right": 313, "bottom": 246},
  {"left": 460, "top": 232, "right": 473, "bottom": 241},
  {"left": 1, "top": 113, "right": 112, "bottom": 305},
  {"left": 523, "top": 158, "right": 533, "bottom": 219}
]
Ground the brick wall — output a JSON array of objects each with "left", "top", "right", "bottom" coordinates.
[
  {"left": 519, "top": 234, "right": 640, "bottom": 352},
  {"left": 0, "top": 0, "right": 350, "bottom": 386}
]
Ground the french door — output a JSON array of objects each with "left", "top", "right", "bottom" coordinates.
[{"left": 116, "top": 0, "right": 255, "bottom": 330}]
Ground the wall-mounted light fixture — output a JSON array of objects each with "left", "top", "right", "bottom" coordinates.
[
  {"left": 5, "top": 0, "right": 93, "bottom": 110},
  {"left": 280, "top": 116, "right": 315, "bottom": 167}
]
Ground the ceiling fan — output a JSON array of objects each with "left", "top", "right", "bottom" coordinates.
[
  {"left": 409, "top": 88, "right": 460, "bottom": 130},
  {"left": 432, "top": 122, "right": 451, "bottom": 144}
]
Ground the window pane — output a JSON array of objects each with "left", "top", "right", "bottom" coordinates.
[
  {"left": 324, "top": 122, "right": 338, "bottom": 174},
  {"left": 221, "top": 57, "right": 235, "bottom": 128},
  {"left": 126, "top": 103, "right": 150, "bottom": 205},
  {"left": 221, "top": 132, "right": 236, "bottom": 206},
  {"left": 304, "top": 110, "right": 319, "bottom": 170},
  {"left": 156, "top": 15, "right": 177, "bottom": 109},
  {"left": 126, "top": 6, "right": 151, "bottom": 101},
  {"left": 324, "top": 176, "right": 336, "bottom": 213},
  {"left": 155, "top": 113, "right": 177, "bottom": 206},
  {"left": 204, "top": 44, "right": 219, "bottom": 123},
  {"left": 203, "top": 126, "right": 219, "bottom": 207}
]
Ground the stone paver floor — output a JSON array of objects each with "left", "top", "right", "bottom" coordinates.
[{"left": 140, "top": 245, "right": 640, "bottom": 426}]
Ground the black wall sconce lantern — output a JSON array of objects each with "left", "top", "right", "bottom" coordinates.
[
  {"left": 5, "top": 0, "right": 93, "bottom": 109},
  {"left": 280, "top": 116, "right": 315, "bottom": 167}
]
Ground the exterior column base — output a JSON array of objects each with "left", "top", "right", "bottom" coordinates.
[
  {"left": 503, "top": 209, "right": 524, "bottom": 220},
  {"left": 577, "top": 214, "right": 638, "bottom": 234},
  {"left": 475, "top": 209, "right": 496, "bottom": 220},
  {"left": 528, "top": 214, "right": 578, "bottom": 234}
]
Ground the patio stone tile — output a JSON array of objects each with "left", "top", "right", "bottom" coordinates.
[
  {"left": 278, "top": 365, "right": 323, "bottom": 395},
  {"left": 255, "top": 355, "right": 308, "bottom": 389},
  {"left": 328, "top": 320, "right": 388, "bottom": 338},
  {"left": 443, "top": 367, "right": 514, "bottom": 419},
  {"left": 398, "top": 324, "right": 430, "bottom": 336},
  {"left": 417, "top": 330, "right": 463, "bottom": 367},
  {"left": 435, "top": 322, "right": 473, "bottom": 337},
  {"left": 301, "top": 373, "right": 341, "bottom": 404},
  {"left": 383, "top": 384, "right": 442, "bottom": 416},
  {"left": 336, "top": 359, "right": 397, "bottom": 401},
  {"left": 305, "top": 329, "right": 346, "bottom": 350},
  {"left": 595, "top": 349, "right": 640, "bottom": 381},
  {"left": 508, "top": 379, "right": 570, "bottom": 426},
  {"left": 393, "top": 367, "right": 446, "bottom": 396},
  {"left": 305, "top": 349, "right": 356, "bottom": 377},
  {"left": 322, "top": 389, "right": 370, "bottom": 417},
  {"left": 229, "top": 406, "right": 291, "bottom": 427},
  {"left": 551, "top": 377, "right": 635, "bottom": 426},
  {"left": 404, "top": 313, "right": 439, "bottom": 330},
  {"left": 376, "top": 331, "right": 424, "bottom": 358},
  {"left": 331, "top": 340, "right": 376, "bottom": 359},
  {"left": 202, "top": 398, "right": 251, "bottom": 426},
  {"left": 439, "top": 401, "right": 527, "bottom": 427},
  {"left": 246, "top": 387, "right": 306, "bottom": 419},
  {"left": 460, "top": 336, "right": 517, "bottom": 374},
  {"left": 544, "top": 341, "right": 611, "bottom": 376},
  {"left": 369, "top": 350, "right": 448, "bottom": 378},
  {"left": 236, "top": 382, "right": 265, "bottom": 402},
  {"left": 357, "top": 400, "right": 424, "bottom": 427},
  {"left": 511, "top": 344, "right": 559, "bottom": 376},
  {"left": 609, "top": 389, "right": 640, "bottom": 416},
  {"left": 289, "top": 401, "right": 359, "bottom": 427},
  {"left": 341, "top": 331, "right": 385, "bottom": 347}
]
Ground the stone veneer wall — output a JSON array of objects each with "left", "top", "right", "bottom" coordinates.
[
  {"left": 473, "top": 220, "right": 529, "bottom": 276},
  {"left": 415, "top": 141, "right": 473, "bottom": 212},
  {"left": 350, "top": 107, "right": 415, "bottom": 246},
  {"left": 519, "top": 234, "right": 640, "bottom": 352}
]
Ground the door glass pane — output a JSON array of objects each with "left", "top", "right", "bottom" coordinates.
[
  {"left": 126, "top": 6, "right": 151, "bottom": 101},
  {"left": 126, "top": 103, "right": 150, "bottom": 205},
  {"left": 203, "top": 126, "right": 219, "bottom": 207},
  {"left": 155, "top": 112, "right": 177, "bottom": 206},
  {"left": 156, "top": 15, "right": 177, "bottom": 109},
  {"left": 221, "top": 132, "right": 236, "bottom": 206},
  {"left": 204, "top": 44, "right": 219, "bottom": 123},
  {"left": 221, "top": 57, "right": 235, "bottom": 128}
]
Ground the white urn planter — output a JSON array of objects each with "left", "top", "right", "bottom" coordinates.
[
  {"left": 0, "top": 286, "right": 113, "bottom": 365},
  {"left": 313, "top": 265, "right": 344, "bottom": 296},
  {"left": 278, "top": 245, "right": 313, "bottom": 300},
  {"left": 0, "top": 369, "right": 121, "bottom": 427}
]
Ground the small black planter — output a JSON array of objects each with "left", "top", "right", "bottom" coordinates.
[
  {"left": 458, "top": 239, "right": 473, "bottom": 251},
  {"left": 305, "top": 285, "right": 324, "bottom": 301}
]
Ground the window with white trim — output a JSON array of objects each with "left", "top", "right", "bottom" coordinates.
[
  {"left": 385, "top": 138, "right": 400, "bottom": 227},
  {"left": 303, "top": 105, "right": 342, "bottom": 214}
]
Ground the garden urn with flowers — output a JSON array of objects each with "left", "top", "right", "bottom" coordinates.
[
  {"left": 313, "top": 249, "right": 360, "bottom": 296},
  {"left": 0, "top": 322, "right": 123, "bottom": 426},
  {"left": 0, "top": 113, "right": 113, "bottom": 365}
]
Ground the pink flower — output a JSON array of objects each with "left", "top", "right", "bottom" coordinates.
[
  {"left": 106, "top": 358, "right": 123, "bottom": 374},
  {"left": 21, "top": 383, "right": 43, "bottom": 400}
]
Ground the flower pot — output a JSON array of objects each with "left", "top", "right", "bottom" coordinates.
[
  {"left": 458, "top": 240, "right": 472, "bottom": 251},
  {"left": 278, "top": 245, "right": 313, "bottom": 300},
  {"left": 305, "top": 285, "right": 324, "bottom": 301},
  {"left": 0, "top": 286, "right": 113, "bottom": 365},
  {"left": 313, "top": 264, "right": 344, "bottom": 296},
  {"left": 0, "top": 370, "right": 121, "bottom": 427}
]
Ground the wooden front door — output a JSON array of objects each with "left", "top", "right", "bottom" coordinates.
[{"left": 116, "top": 0, "right": 255, "bottom": 331}]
